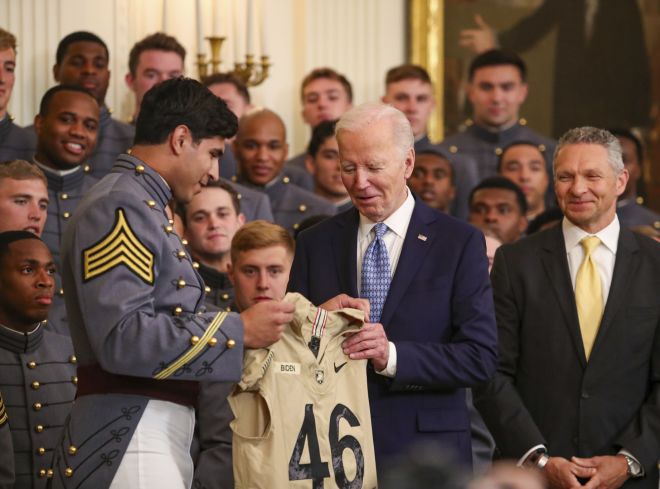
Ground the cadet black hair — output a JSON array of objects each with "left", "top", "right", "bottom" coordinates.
[
  {"left": 39, "top": 84, "right": 98, "bottom": 117},
  {"left": 134, "top": 77, "right": 238, "bottom": 145},
  {"left": 56, "top": 31, "right": 109, "bottom": 65},
  {"left": 469, "top": 176, "right": 528, "bottom": 216},
  {"left": 0, "top": 231, "right": 42, "bottom": 264},
  {"left": 307, "top": 120, "right": 338, "bottom": 157},
  {"left": 468, "top": 49, "right": 527, "bottom": 82},
  {"left": 496, "top": 140, "right": 546, "bottom": 173}
]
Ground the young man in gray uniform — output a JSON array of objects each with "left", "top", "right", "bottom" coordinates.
[
  {"left": 32, "top": 85, "right": 100, "bottom": 267},
  {"left": 0, "top": 231, "right": 76, "bottom": 489},
  {"left": 0, "top": 28, "right": 35, "bottom": 162},
  {"left": 48, "top": 78, "right": 295, "bottom": 489},
  {"left": 438, "top": 50, "right": 555, "bottom": 199},
  {"left": 51, "top": 31, "right": 134, "bottom": 180},
  {"left": 234, "top": 109, "right": 336, "bottom": 235}
]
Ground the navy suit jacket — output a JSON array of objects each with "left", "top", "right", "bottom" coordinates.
[{"left": 289, "top": 200, "right": 498, "bottom": 467}]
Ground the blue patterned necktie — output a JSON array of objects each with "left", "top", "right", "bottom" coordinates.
[{"left": 361, "top": 222, "right": 391, "bottom": 323}]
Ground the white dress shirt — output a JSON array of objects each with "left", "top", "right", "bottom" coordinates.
[{"left": 356, "top": 188, "right": 415, "bottom": 378}]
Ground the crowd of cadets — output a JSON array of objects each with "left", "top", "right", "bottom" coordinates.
[{"left": 0, "top": 25, "right": 659, "bottom": 489}]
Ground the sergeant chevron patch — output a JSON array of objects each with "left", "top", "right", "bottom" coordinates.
[
  {"left": 83, "top": 208, "right": 155, "bottom": 284},
  {"left": 0, "top": 394, "right": 7, "bottom": 425}
]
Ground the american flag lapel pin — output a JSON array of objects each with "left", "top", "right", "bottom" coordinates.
[{"left": 418, "top": 234, "right": 427, "bottom": 241}]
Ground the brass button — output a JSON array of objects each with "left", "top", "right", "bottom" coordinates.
[
  {"left": 181, "top": 238, "right": 189, "bottom": 246},
  {"left": 27, "top": 361, "right": 37, "bottom": 369},
  {"left": 33, "top": 402, "right": 42, "bottom": 411},
  {"left": 83, "top": 164, "right": 91, "bottom": 173},
  {"left": 173, "top": 306, "right": 183, "bottom": 316},
  {"left": 204, "top": 286, "right": 211, "bottom": 294},
  {"left": 236, "top": 193, "right": 242, "bottom": 200},
  {"left": 449, "top": 145, "right": 458, "bottom": 154},
  {"left": 68, "top": 445, "right": 77, "bottom": 455},
  {"left": 192, "top": 261, "right": 200, "bottom": 269},
  {"left": 58, "top": 288, "right": 65, "bottom": 296},
  {"left": 282, "top": 176, "right": 290, "bottom": 184},
  {"left": 208, "top": 337, "right": 218, "bottom": 347},
  {"left": 190, "top": 336, "right": 200, "bottom": 345},
  {"left": 538, "top": 143, "right": 546, "bottom": 152},
  {"left": 298, "top": 204, "right": 307, "bottom": 213},
  {"left": 654, "top": 221, "right": 660, "bottom": 230},
  {"left": 293, "top": 223, "right": 300, "bottom": 230},
  {"left": 494, "top": 147, "right": 503, "bottom": 156},
  {"left": 519, "top": 117, "right": 528, "bottom": 126},
  {"left": 31, "top": 381, "right": 40, "bottom": 390},
  {"left": 226, "top": 339, "right": 236, "bottom": 349},
  {"left": 37, "top": 447, "right": 46, "bottom": 455},
  {"left": 69, "top": 355, "right": 77, "bottom": 364},
  {"left": 168, "top": 218, "right": 174, "bottom": 225},
  {"left": 71, "top": 376, "right": 78, "bottom": 385},
  {"left": 47, "top": 469, "right": 54, "bottom": 478},
  {"left": 164, "top": 225, "right": 174, "bottom": 234},
  {"left": 635, "top": 196, "right": 644, "bottom": 205},
  {"left": 225, "top": 306, "right": 232, "bottom": 312},
  {"left": 177, "top": 250, "right": 187, "bottom": 259},
  {"left": 231, "top": 175, "right": 237, "bottom": 182},
  {"left": 35, "top": 424, "right": 44, "bottom": 433},
  {"left": 147, "top": 200, "right": 156, "bottom": 208},
  {"left": 221, "top": 293, "right": 229, "bottom": 301},
  {"left": 60, "top": 193, "right": 69, "bottom": 200},
  {"left": 39, "top": 469, "right": 46, "bottom": 478},
  {"left": 135, "top": 165, "right": 145, "bottom": 174},
  {"left": 177, "top": 279, "right": 186, "bottom": 289},
  {"left": 65, "top": 467, "right": 74, "bottom": 477}
]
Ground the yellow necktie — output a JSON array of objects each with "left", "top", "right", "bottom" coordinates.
[{"left": 575, "top": 236, "right": 603, "bottom": 359}]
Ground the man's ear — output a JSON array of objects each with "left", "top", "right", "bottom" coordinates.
[
  {"left": 305, "top": 155, "right": 316, "bottom": 175},
  {"left": 34, "top": 114, "right": 43, "bottom": 138},
  {"left": 237, "top": 213, "right": 246, "bottom": 226},
  {"left": 169, "top": 125, "right": 192, "bottom": 156},
  {"left": 52, "top": 64, "right": 60, "bottom": 83}
]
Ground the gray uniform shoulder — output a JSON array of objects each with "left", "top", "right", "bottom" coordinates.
[
  {"left": 266, "top": 179, "right": 336, "bottom": 234},
  {"left": 224, "top": 179, "right": 274, "bottom": 222}
]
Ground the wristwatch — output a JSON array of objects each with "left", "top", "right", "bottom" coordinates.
[{"left": 622, "top": 454, "right": 642, "bottom": 478}]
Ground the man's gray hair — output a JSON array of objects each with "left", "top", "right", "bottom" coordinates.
[
  {"left": 553, "top": 127, "right": 623, "bottom": 175},
  {"left": 335, "top": 102, "right": 414, "bottom": 158}
]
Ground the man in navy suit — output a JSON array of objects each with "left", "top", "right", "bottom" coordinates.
[{"left": 289, "top": 102, "right": 498, "bottom": 470}]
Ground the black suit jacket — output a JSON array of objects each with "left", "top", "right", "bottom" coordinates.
[{"left": 475, "top": 224, "right": 660, "bottom": 488}]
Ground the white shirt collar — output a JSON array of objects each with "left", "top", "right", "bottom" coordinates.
[
  {"left": 562, "top": 215, "right": 620, "bottom": 255},
  {"left": 358, "top": 187, "right": 415, "bottom": 239},
  {"left": 33, "top": 157, "right": 81, "bottom": 177}
]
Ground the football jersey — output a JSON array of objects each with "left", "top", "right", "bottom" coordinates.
[{"left": 229, "top": 292, "right": 377, "bottom": 489}]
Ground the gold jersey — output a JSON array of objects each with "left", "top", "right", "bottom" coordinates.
[{"left": 230, "top": 293, "right": 377, "bottom": 489}]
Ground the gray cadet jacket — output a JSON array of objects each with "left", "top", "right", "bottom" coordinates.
[{"left": 48, "top": 154, "right": 244, "bottom": 488}]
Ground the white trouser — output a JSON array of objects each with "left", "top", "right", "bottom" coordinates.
[{"left": 109, "top": 400, "right": 195, "bottom": 489}]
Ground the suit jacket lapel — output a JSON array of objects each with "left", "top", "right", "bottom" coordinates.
[
  {"left": 591, "top": 228, "right": 639, "bottom": 357},
  {"left": 380, "top": 202, "right": 436, "bottom": 326},
  {"left": 540, "top": 225, "right": 588, "bottom": 368},
  {"left": 333, "top": 209, "right": 359, "bottom": 298}
]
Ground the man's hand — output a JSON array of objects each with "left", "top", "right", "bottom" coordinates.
[
  {"left": 319, "top": 294, "right": 370, "bottom": 319},
  {"left": 240, "top": 300, "right": 295, "bottom": 349},
  {"left": 572, "top": 456, "right": 629, "bottom": 489},
  {"left": 459, "top": 14, "right": 497, "bottom": 54},
  {"left": 543, "top": 456, "right": 596, "bottom": 489},
  {"left": 341, "top": 322, "right": 389, "bottom": 371}
]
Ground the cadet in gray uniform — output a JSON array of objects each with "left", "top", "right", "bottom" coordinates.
[
  {"left": 32, "top": 85, "right": 100, "bottom": 267},
  {"left": 178, "top": 180, "right": 246, "bottom": 311},
  {"left": 48, "top": 78, "right": 294, "bottom": 489},
  {"left": 234, "top": 109, "right": 336, "bottom": 235},
  {"left": 0, "top": 392, "right": 14, "bottom": 489},
  {"left": 0, "top": 28, "right": 35, "bottom": 163},
  {"left": 0, "top": 231, "right": 77, "bottom": 489},
  {"left": 438, "top": 50, "right": 555, "bottom": 216},
  {"left": 51, "top": 31, "right": 134, "bottom": 180}
]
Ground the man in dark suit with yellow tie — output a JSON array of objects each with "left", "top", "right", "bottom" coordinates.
[{"left": 475, "top": 127, "right": 660, "bottom": 489}]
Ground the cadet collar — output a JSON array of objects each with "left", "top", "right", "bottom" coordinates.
[
  {"left": 0, "top": 322, "right": 44, "bottom": 354},
  {"left": 196, "top": 261, "right": 232, "bottom": 289},
  {"left": 99, "top": 105, "right": 112, "bottom": 128},
  {"left": 467, "top": 120, "right": 522, "bottom": 144},
  {"left": 34, "top": 159, "right": 88, "bottom": 192},
  {"left": 112, "top": 154, "right": 173, "bottom": 208}
]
